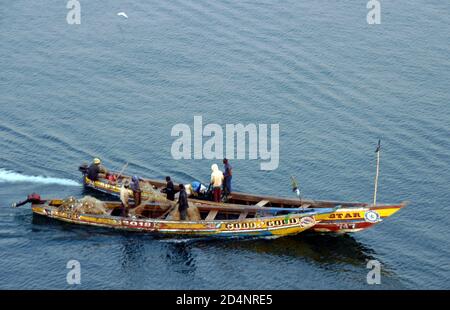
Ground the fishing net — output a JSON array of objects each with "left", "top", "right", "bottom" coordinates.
[
  {"left": 187, "top": 207, "right": 201, "bottom": 220},
  {"left": 126, "top": 181, "right": 178, "bottom": 218},
  {"left": 57, "top": 182, "right": 203, "bottom": 221},
  {"left": 77, "top": 196, "right": 108, "bottom": 215},
  {"left": 139, "top": 181, "right": 173, "bottom": 204},
  {"left": 58, "top": 196, "right": 108, "bottom": 215},
  {"left": 166, "top": 206, "right": 201, "bottom": 221}
]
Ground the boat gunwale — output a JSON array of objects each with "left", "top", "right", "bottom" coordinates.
[
  {"left": 82, "top": 173, "right": 408, "bottom": 209},
  {"left": 34, "top": 202, "right": 325, "bottom": 225}
]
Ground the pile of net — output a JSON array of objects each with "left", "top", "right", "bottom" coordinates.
[
  {"left": 165, "top": 206, "right": 201, "bottom": 221},
  {"left": 58, "top": 196, "right": 108, "bottom": 215},
  {"left": 130, "top": 199, "right": 201, "bottom": 221},
  {"left": 139, "top": 181, "right": 173, "bottom": 204},
  {"left": 128, "top": 180, "right": 202, "bottom": 221}
]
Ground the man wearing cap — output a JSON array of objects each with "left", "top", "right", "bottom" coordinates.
[{"left": 87, "top": 158, "right": 102, "bottom": 181}]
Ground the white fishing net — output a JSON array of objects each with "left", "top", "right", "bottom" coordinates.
[
  {"left": 58, "top": 183, "right": 202, "bottom": 220},
  {"left": 133, "top": 181, "right": 202, "bottom": 220},
  {"left": 58, "top": 196, "right": 108, "bottom": 215},
  {"left": 139, "top": 181, "right": 175, "bottom": 204}
]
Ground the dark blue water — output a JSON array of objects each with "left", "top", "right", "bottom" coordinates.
[{"left": 1, "top": 1, "right": 449, "bottom": 289}]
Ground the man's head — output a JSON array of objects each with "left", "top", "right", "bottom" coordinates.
[
  {"left": 166, "top": 176, "right": 171, "bottom": 182},
  {"left": 93, "top": 158, "right": 101, "bottom": 165},
  {"left": 179, "top": 183, "right": 185, "bottom": 190},
  {"left": 223, "top": 158, "right": 228, "bottom": 164}
]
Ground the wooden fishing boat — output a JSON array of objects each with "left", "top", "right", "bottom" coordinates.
[
  {"left": 78, "top": 165, "right": 407, "bottom": 234},
  {"left": 16, "top": 195, "right": 335, "bottom": 238}
]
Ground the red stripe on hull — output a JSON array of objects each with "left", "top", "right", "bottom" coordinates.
[{"left": 313, "top": 221, "right": 375, "bottom": 233}]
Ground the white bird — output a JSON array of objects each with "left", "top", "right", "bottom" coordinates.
[{"left": 117, "top": 12, "right": 128, "bottom": 19}]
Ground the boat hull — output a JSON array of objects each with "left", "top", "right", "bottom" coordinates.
[
  {"left": 312, "top": 205, "right": 404, "bottom": 233},
  {"left": 81, "top": 175, "right": 406, "bottom": 234},
  {"left": 31, "top": 204, "right": 317, "bottom": 238}
]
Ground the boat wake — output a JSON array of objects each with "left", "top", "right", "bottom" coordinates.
[{"left": 0, "top": 169, "right": 80, "bottom": 186}]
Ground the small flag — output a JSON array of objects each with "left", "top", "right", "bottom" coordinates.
[
  {"left": 375, "top": 139, "right": 381, "bottom": 153},
  {"left": 291, "top": 176, "right": 299, "bottom": 191},
  {"left": 291, "top": 176, "right": 301, "bottom": 197}
]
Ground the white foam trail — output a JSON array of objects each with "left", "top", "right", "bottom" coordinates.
[{"left": 0, "top": 169, "right": 80, "bottom": 186}]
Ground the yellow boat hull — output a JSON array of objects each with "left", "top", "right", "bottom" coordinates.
[{"left": 31, "top": 204, "right": 317, "bottom": 238}]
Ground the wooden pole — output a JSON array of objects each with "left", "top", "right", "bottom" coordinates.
[
  {"left": 373, "top": 140, "right": 381, "bottom": 206},
  {"left": 115, "top": 162, "right": 129, "bottom": 183}
]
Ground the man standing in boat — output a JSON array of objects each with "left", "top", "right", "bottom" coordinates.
[
  {"left": 162, "top": 176, "right": 175, "bottom": 201},
  {"left": 223, "top": 158, "right": 232, "bottom": 198},
  {"left": 130, "top": 175, "right": 142, "bottom": 207},
  {"left": 210, "top": 164, "right": 224, "bottom": 202},
  {"left": 177, "top": 183, "right": 189, "bottom": 220},
  {"left": 120, "top": 180, "right": 130, "bottom": 217}
]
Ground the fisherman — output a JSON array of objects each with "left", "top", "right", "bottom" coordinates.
[
  {"left": 130, "top": 175, "right": 142, "bottom": 207},
  {"left": 187, "top": 181, "right": 208, "bottom": 197},
  {"left": 87, "top": 158, "right": 108, "bottom": 181},
  {"left": 12, "top": 193, "right": 46, "bottom": 208},
  {"left": 223, "top": 158, "right": 233, "bottom": 197},
  {"left": 210, "top": 164, "right": 224, "bottom": 202},
  {"left": 177, "top": 183, "right": 189, "bottom": 220},
  {"left": 162, "top": 176, "right": 175, "bottom": 201},
  {"left": 119, "top": 180, "right": 130, "bottom": 217}
]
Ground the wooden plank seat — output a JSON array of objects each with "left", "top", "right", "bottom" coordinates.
[
  {"left": 205, "top": 209, "right": 219, "bottom": 221},
  {"left": 255, "top": 200, "right": 270, "bottom": 207}
]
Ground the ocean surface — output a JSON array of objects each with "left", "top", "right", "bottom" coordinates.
[{"left": 1, "top": 1, "right": 449, "bottom": 289}]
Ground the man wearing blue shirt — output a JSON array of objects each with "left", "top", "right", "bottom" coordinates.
[{"left": 223, "top": 158, "right": 232, "bottom": 197}]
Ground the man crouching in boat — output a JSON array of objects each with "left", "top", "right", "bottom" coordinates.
[
  {"left": 87, "top": 158, "right": 108, "bottom": 181},
  {"left": 178, "top": 184, "right": 189, "bottom": 220},
  {"left": 185, "top": 181, "right": 208, "bottom": 198}
]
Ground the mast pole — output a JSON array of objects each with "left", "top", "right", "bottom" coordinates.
[{"left": 373, "top": 139, "right": 381, "bottom": 206}]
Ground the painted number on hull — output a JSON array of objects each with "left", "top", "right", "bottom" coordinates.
[
  {"left": 338, "top": 223, "right": 356, "bottom": 230},
  {"left": 122, "top": 220, "right": 155, "bottom": 229}
]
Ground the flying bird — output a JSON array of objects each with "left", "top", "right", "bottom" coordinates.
[{"left": 117, "top": 12, "right": 128, "bottom": 19}]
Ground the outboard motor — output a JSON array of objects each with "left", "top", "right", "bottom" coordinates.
[
  {"left": 27, "top": 193, "right": 42, "bottom": 203},
  {"left": 12, "top": 193, "right": 45, "bottom": 208},
  {"left": 79, "top": 163, "right": 89, "bottom": 175}
]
